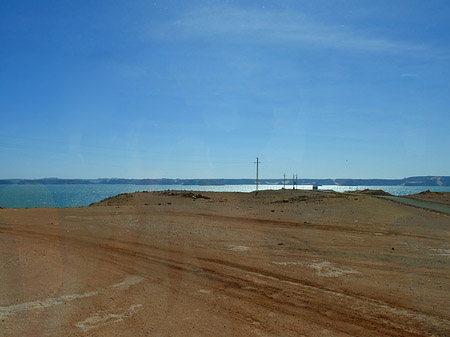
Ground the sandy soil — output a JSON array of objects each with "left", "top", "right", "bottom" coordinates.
[
  {"left": 0, "top": 190, "right": 449, "bottom": 336},
  {"left": 405, "top": 191, "right": 450, "bottom": 206},
  {"left": 351, "top": 189, "right": 392, "bottom": 196}
]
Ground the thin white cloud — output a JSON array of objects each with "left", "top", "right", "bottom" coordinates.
[{"left": 154, "top": 5, "right": 428, "bottom": 56}]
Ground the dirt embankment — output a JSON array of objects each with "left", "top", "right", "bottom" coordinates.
[
  {"left": 405, "top": 190, "right": 450, "bottom": 206},
  {"left": 0, "top": 190, "right": 449, "bottom": 336},
  {"left": 351, "top": 189, "right": 392, "bottom": 196}
]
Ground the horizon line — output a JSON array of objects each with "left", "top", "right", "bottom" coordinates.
[{"left": 1, "top": 176, "right": 448, "bottom": 181}]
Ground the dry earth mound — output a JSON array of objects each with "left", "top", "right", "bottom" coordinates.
[
  {"left": 89, "top": 190, "right": 218, "bottom": 207},
  {"left": 354, "top": 189, "right": 392, "bottom": 196},
  {"left": 89, "top": 189, "right": 343, "bottom": 208},
  {"left": 406, "top": 190, "right": 450, "bottom": 206}
]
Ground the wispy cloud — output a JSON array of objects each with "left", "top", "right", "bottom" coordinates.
[{"left": 154, "top": 5, "right": 428, "bottom": 56}]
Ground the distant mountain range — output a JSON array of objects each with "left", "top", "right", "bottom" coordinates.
[{"left": 0, "top": 176, "right": 448, "bottom": 186}]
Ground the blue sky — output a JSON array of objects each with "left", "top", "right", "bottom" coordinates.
[{"left": 1, "top": 0, "right": 449, "bottom": 179}]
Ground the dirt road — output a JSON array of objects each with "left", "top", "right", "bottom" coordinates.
[
  {"left": 0, "top": 190, "right": 449, "bottom": 336},
  {"left": 376, "top": 196, "right": 450, "bottom": 215}
]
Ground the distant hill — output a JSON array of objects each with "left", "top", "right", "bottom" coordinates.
[{"left": 0, "top": 176, "right": 449, "bottom": 186}]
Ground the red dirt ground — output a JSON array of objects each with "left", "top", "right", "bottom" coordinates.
[{"left": 0, "top": 190, "right": 449, "bottom": 336}]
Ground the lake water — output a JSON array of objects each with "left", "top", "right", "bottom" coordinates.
[{"left": 0, "top": 184, "right": 449, "bottom": 208}]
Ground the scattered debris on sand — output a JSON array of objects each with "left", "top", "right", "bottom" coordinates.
[{"left": 179, "top": 192, "right": 211, "bottom": 200}]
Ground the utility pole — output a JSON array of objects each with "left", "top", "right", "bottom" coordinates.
[{"left": 254, "top": 157, "right": 260, "bottom": 192}]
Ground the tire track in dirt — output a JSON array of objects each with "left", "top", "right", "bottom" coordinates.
[
  {"left": 92, "top": 237, "right": 448, "bottom": 336},
  {"left": 1, "top": 220, "right": 449, "bottom": 336},
  {"left": 154, "top": 210, "right": 447, "bottom": 242}
]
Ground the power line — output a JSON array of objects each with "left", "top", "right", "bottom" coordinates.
[{"left": 254, "top": 157, "right": 260, "bottom": 192}]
